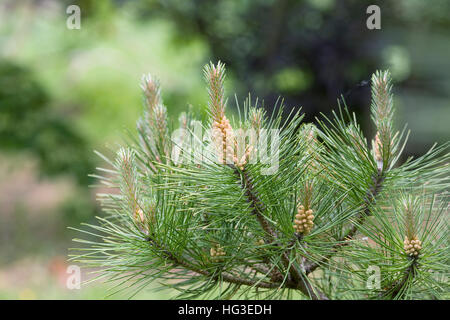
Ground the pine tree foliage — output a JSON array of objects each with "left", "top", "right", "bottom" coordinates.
[{"left": 71, "top": 63, "right": 449, "bottom": 300}]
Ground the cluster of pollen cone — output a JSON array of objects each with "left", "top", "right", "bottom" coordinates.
[
  {"left": 293, "top": 205, "right": 314, "bottom": 234},
  {"left": 212, "top": 116, "right": 252, "bottom": 170},
  {"left": 403, "top": 236, "right": 422, "bottom": 257},
  {"left": 210, "top": 244, "right": 226, "bottom": 260},
  {"left": 212, "top": 116, "right": 234, "bottom": 162},
  {"left": 234, "top": 146, "right": 253, "bottom": 170}
]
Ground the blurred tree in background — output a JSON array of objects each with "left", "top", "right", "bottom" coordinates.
[
  {"left": 133, "top": 0, "right": 450, "bottom": 156},
  {"left": 137, "top": 0, "right": 381, "bottom": 120},
  {"left": 0, "top": 61, "right": 94, "bottom": 185},
  {"left": 0, "top": 60, "right": 97, "bottom": 264}
]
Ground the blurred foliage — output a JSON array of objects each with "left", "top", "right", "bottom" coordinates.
[
  {"left": 133, "top": 0, "right": 450, "bottom": 155},
  {"left": 135, "top": 0, "right": 384, "bottom": 120},
  {"left": 60, "top": 190, "right": 96, "bottom": 227},
  {"left": 0, "top": 60, "right": 94, "bottom": 185},
  {"left": 0, "top": 62, "right": 47, "bottom": 147},
  {"left": 0, "top": 0, "right": 209, "bottom": 148}
]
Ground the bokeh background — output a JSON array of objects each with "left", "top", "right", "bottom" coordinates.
[{"left": 0, "top": 0, "right": 449, "bottom": 299}]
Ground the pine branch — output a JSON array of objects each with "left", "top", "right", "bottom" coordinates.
[
  {"left": 146, "top": 235, "right": 281, "bottom": 290},
  {"left": 73, "top": 63, "right": 449, "bottom": 300},
  {"left": 232, "top": 165, "right": 277, "bottom": 238}
]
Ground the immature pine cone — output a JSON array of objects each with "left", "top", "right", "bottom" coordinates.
[
  {"left": 293, "top": 205, "right": 314, "bottom": 234},
  {"left": 403, "top": 236, "right": 422, "bottom": 257}
]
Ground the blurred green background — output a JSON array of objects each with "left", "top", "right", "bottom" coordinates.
[{"left": 0, "top": 0, "right": 449, "bottom": 299}]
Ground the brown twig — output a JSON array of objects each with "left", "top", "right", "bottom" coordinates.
[{"left": 146, "top": 236, "right": 280, "bottom": 289}]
